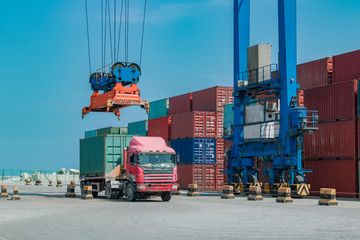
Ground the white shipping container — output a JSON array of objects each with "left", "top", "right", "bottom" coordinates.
[
  {"left": 244, "top": 122, "right": 279, "bottom": 140},
  {"left": 245, "top": 104, "right": 277, "bottom": 124}
]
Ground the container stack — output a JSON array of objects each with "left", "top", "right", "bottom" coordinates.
[
  {"left": 302, "top": 50, "right": 360, "bottom": 197},
  {"left": 169, "top": 86, "right": 234, "bottom": 191},
  {"left": 147, "top": 98, "right": 171, "bottom": 146}
]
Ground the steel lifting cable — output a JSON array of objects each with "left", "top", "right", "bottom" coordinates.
[
  {"left": 101, "top": 0, "right": 104, "bottom": 69},
  {"left": 114, "top": 0, "right": 116, "bottom": 63},
  {"left": 84, "top": 0, "right": 92, "bottom": 74},
  {"left": 116, "top": 0, "right": 124, "bottom": 62},
  {"left": 107, "top": 0, "right": 114, "bottom": 64},
  {"left": 103, "top": 0, "right": 108, "bottom": 68},
  {"left": 139, "top": 0, "right": 147, "bottom": 67}
]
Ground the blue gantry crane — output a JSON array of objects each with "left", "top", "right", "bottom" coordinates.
[{"left": 225, "top": 0, "right": 318, "bottom": 197}]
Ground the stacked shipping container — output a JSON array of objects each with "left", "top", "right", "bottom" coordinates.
[
  {"left": 146, "top": 86, "right": 233, "bottom": 191},
  {"left": 295, "top": 50, "right": 360, "bottom": 197}
]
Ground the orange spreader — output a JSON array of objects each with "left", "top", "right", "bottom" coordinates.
[{"left": 82, "top": 83, "right": 149, "bottom": 120}]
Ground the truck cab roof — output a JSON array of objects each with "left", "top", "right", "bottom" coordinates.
[{"left": 128, "top": 137, "right": 175, "bottom": 154}]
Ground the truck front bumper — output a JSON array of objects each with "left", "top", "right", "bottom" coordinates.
[{"left": 136, "top": 184, "right": 178, "bottom": 192}]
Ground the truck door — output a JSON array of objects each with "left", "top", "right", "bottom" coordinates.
[{"left": 128, "top": 154, "right": 138, "bottom": 180}]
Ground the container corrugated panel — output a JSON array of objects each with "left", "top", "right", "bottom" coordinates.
[
  {"left": 297, "top": 57, "right": 332, "bottom": 89},
  {"left": 304, "top": 80, "right": 357, "bottom": 122},
  {"left": 216, "top": 165, "right": 225, "bottom": 190},
  {"left": 170, "top": 111, "right": 217, "bottom": 139},
  {"left": 148, "top": 98, "right": 169, "bottom": 120},
  {"left": 148, "top": 116, "right": 171, "bottom": 140},
  {"left": 217, "top": 112, "right": 224, "bottom": 138},
  {"left": 304, "top": 159, "right": 357, "bottom": 197},
  {"left": 171, "top": 138, "right": 216, "bottom": 164},
  {"left": 169, "top": 93, "right": 192, "bottom": 115},
  {"left": 85, "top": 130, "right": 97, "bottom": 138},
  {"left": 80, "top": 135, "right": 135, "bottom": 177},
  {"left": 192, "top": 86, "right": 234, "bottom": 112},
  {"left": 97, "top": 127, "right": 128, "bottom": 136},
  {"left": 304, "top": 120, "right": 356, "bottom": 159},
  {"left": 333, "top": 50, "right": 360, "bottom": 83},
  {"left": 177, "top": 164, "right": 217, "bottom": 191},
  {"left": 216, "top": 139, "right": 225, "bottom": 165},
  {"left": 224, "top": 104, "right": 234, "bottom": 125},
  {"left": 128, "top": 120, "right": 148, "bottom": 136}
]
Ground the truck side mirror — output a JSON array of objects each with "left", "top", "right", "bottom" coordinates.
[{"left": 176, "top": 154, "right": 180, "bottom": 164}]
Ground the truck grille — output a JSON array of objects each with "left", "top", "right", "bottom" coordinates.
[{"left": 144, "top": 174, "right": 173, "bottom": 183}]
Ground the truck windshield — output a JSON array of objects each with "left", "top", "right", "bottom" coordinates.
[{"left": 138, "top": 153, "right": 175, "bottom": 169}]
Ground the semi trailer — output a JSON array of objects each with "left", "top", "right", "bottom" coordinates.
[{"left": 80, "top": 136, "right": 178, "bottom": 201}]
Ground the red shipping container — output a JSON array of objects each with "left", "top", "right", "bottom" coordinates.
[
  {"left": 304, "top": 159, "right": 357, "bottom": 198},
  {"left": 216, "top": 165, "right": 225, "bottom": 190},
  {"left": 297, "top": 57, "right": 333, "bottom": 89},
  {"left": 257, "top": 161, "right": 273, "bottom": 184},
  {"left": 333, "top": 49, "right": 360, "bottom": 83},
  {"left": 304, "top": 80, "right": 357, "bottom": 122},
  {"left": 169, "top": 93, "right": 192, "bottom": 115},
  {"left": 170, "top": 111, "right": 217, "bottom": 139},
  {"left": 216, "top": 139, "right": 225, "bottom": 165},
  {"left": 304, "top": 120, "right": 356, "bottom": 159},
  {"left": 148, "top": 116, "right": 171, "bottom": 140},
  {"left": 192, "top": 86, "right": 234, "bottom": 112},
  {"left": 217, "top": 112, "right": 224, "bottom": 138},
  {"left": 177, "top": 164, "right": 217, "bottom": 191}
]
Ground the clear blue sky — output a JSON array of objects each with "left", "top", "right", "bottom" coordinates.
[{"left": 0, "top": 0, "right": 359, "bottom": 170}]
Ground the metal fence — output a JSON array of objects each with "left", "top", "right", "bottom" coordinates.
[{"left": 0, "top": 169, "right": 79, "bottom": 183}]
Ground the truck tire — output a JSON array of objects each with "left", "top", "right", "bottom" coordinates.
[
  {"left": 126, "top": 183, "right": 137, "bottom": 202},
  {"left": 161, "top": 192, "right": 171, "bottom": 202},
  {"left": 105, "top": 182, "right": 116, "bottom": 199},
  {"left": 92, "top": 192, "right": 98, "bottom": 198}
]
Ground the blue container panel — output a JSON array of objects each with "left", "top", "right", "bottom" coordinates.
[
  {"left": 224, "top": 104, "right": 234, "bottom": 125},
  {"left": 171, "top": 138, "right": 216, "bottom": 164},
  {"left": 128, "top": 120, "right": 148, "bottom": 136},
  {"left": 148, "top": 98, "right": 169, "bottom": 120}
]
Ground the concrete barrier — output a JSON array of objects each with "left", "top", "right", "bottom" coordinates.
[
  {"left": 221, "top": 185, "right": 235, "bottom": 199},
  {"left": 82, "top": 186, "right": 93, "bottom": 200},
  {"left": 10, "top": 186, "right": 20, "bottom": 200},
  {"left": 35, "top": 179, "right": 42, "bottom": 186},
  {"left": 276, "top": 187, "right": 293, "bottom": 203},
  {"left": 318, "top": 188, "right": 338, "bottom": 206},
  {"left": 65, "top": 185, "right": 76, "bottom": 198},
  {"left": 56, "top": 180, "right": 63, "bottom": 187},
  {"left": 172, "top": 184, "right": 181, "bottom": 195},
  {"left": 25, "top": 179, "right": 31, "bottom": 185},
  {"left": 1, "top": 185, "right": 8, "bottom": 198},
  {"left": 187, "top": 184, "right": 199, "bottom": 197},
  {"left": 48, "top": 180, "right": 53, "bottom": 187},
  {"left": 247, "top": 185, "right": 263, "bottom": 201}
]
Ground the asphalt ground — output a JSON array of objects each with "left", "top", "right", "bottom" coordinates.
[{"left": 0, "top": 183, "right": 360, "bottom": 240}]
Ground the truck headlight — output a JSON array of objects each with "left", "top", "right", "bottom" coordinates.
[
  {"left": 137, "top": 185, "right": 146, "bottom": 190},
  {"left": 172, "top": 185, "right": 178, "bottom": 189}
]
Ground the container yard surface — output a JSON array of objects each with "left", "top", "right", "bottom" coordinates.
[{"left": 1, "top": 183, "right": 360, "bottom": 240}]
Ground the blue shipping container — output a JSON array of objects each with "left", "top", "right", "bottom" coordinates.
[
  {"left": 149, "top": 98, "right": 169, "bottom": 120},
  {"left": 128, "top": 120, "right": 148, "bottom": 136},
  {"left": 171, "top": 138, "right": 216, "bottom": 164}
]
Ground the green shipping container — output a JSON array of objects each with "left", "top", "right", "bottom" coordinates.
[
  {"left": 97, "top": 127, "right": 128, "bottom": 136},
  {"left": 85, "top": 130, "right": 97, "bottom": 138},
  {"left": 224, "top": 103, "right": 234, "bottom": 125},
  {"left": 148, "top": 98, "right": 169, "bottom": 120},
  {"left": 128, "top": 120, "right": 148, "bottom": 136},
  {"left": 80, "top": 134, "right": 136, "bottom": 177}
]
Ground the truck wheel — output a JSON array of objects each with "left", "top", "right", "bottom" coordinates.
[
  {"left": 126, "top": 183, "right": 136, "bottom": 202},
  {"left": 161, "top": 192, "right": 171, "bottom": 202},
  {"left": 105, "top": 182, "right": 116, "bottom": 199},
  {"left": 80, "top": 181, "right": 85, "bottom": 195},
  {"left": 92, "top": 192, "right": 98, "bottom": 198}
]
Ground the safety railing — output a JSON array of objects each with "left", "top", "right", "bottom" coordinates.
[
  {"left": 238, "top": 64, "right": 278, "bottom": 88},
  {"left": 223, "top": 122, "right": 234, "bottom": 136},
  {"left": 290, "top": 109, "right": 318, "bottom": 132}
]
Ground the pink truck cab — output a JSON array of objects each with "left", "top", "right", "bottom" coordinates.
[{"left": 122, "top": 137, "right": 178, "bottom": 201}]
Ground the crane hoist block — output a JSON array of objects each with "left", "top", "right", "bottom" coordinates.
[{"left": 82, "top": 62, "right": 149, "bottom": 120}]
